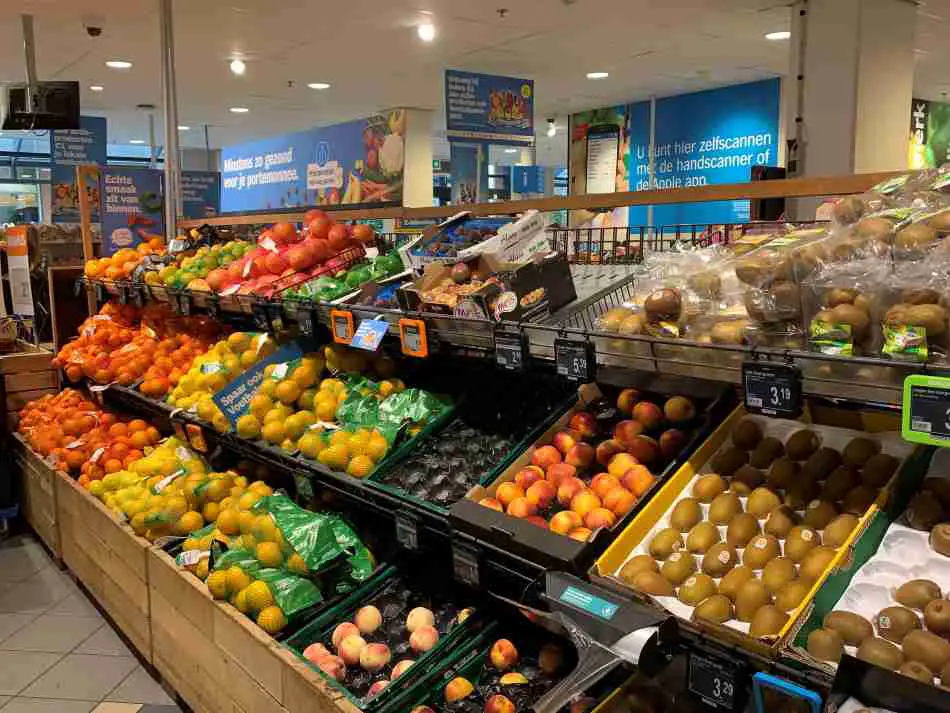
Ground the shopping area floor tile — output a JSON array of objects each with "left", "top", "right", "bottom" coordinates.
[
  {"left": 0, "top": 613, "right": 38, "bottom": 644},
  {"left": 0, "top": 698, "right": 97, "bottom": 712},
  {"left": 105, "top": 668, "right": 174, "bottom": 706},
  {"left": 1, "top": 614, "right": 103, "bottom": 654},
  {"left": 74, "top": 626, "right": 134, "bottom": 657},
  {"left": 138, "top": 706, "right": 181, "bottom": 713},
  {"left": 46, "top": 593, "right": 102, "bottom": 619},
  {"left": 0, "top": 697, "right": 9, "bottom": 709},
  {"left": 91, "top": 704, "right": 142, "bottom": 713},
  {"left": 0, "top": 651, "right": 63, "bottom": 696},
  {"left": 19, "top": 654, "right": 137, "bottom": 701},
  {"left": 0, "top": 537, "right": 51, "bottom": 584},
  {"left": 0, "top": 568, "right": 78, "bottom": 614}
]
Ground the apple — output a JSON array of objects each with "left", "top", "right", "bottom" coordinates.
[
  {"left": 617, "top": 388, "right": 641, "bottom": 415},
  {"left": 565, "top": 443, "right": 595, "bottom": 469},
  {"left": 613, "top": 420, "right": 644, "bottom": 448},
  {"left": 628, "top": 435, "right": 660, "bottom": 464},
  {"left": 595, "top": 439, "right": 624, "bottom": 467},
  {"left": 532, "top": 445, "right": 562, "bottom": 470},
  {"left": 568, "top": 412, "right": 597, "bottom": 438},
  {"left": 659, "top": 429, "right": 688, "bottom": 458},
  {"left": 633, "top": 402, "right": 664, "bottom": 430},
  {"left": 556, "top": 477, "right": 586, "bottom": 507},
  {"left": 545, "top": 463, "right": 577, "bottom": 487}
]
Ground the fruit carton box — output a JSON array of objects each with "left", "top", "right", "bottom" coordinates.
[
  {"left": 590, "top": 403, "right": 918, "bottom": 660},
  {"left": 451, "top": 379, "right": 731, "bottom": 573}
]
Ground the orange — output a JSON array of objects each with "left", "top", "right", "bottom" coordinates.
[
  {"left": 104, "top": 458, "right": 123, "bottom": 474},
  {"left": 145, "top": 426, "right": 161, "bottom": 444},
  {"left": 128, "top": 419, "right": 148, "bottom": 433},
  {"left": 65, "top": 450, "right": 86, "bottom": 470},
  {"left": 130, "top": 431, "right": 149, "bottom": 449},
  {"left": 110, "top": 442, "right": 130, "bottom": 459},
  {"left": 109, "top": 423, "right": 128, "bottom": 438}
]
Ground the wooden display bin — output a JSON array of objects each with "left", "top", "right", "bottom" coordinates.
[
  {"left": 55, "top": 472, "right": 152, "bottom": 661},
  {"left": 1, "top": 341, "right": 58, "bottom": 431},
  {"left": 11, "top": 434, "right": 61, "bottom": 558}
]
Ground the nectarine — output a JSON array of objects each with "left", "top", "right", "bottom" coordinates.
[
  {"left": 659, "top": 428, "right": 687, "bottom": 458},
  {"left": 595, "top": 439, "right": 624, "bottom": 467},
  {"left": 499, "top": 672, "right": 529, "bottom": 685},
  {"left": 524, "top": 515, "right": 548, "bottom": 528},
  {"left": 339, "top": 634, "right": 367, "bottom": 666},
  {"left": 514, "top": 466, "right": 544, "bottom": 490},
  {"left": 489, "top": 638, "right": 519, "bottom": 670},
  {"left": 549, "top": 510, "right": 582, "bottom": 535},
  {"left": 506, "top": 496, "right": 537, "bottom": 518},
  {"left": 664, "top": 395, "right": 696, "bottom": 423},
  {"left": 614, "top": 420, "right": 644, "bottom": 448},
  {"left": 332, "top": 622, "right": 360, "bottom": 649},
  {"left": 445, "top": 677, "right": 474, "bottom": 702},
  {"left": 551, "top": 430, "right": 578, "bottom": 455},
  {"left": 584, "top": 507, "right": 617, "bottom": 530},
  {"left": 359, "top": 642, "right": 391, "bottom": 672},
  {"left": 495, "top": 482, "right": 525, "bottom": 508},
  {"left": 485, "top": 695, "right": 516, "bottom": 713},
  {"left": 621, "top": 465, "right": 655, "bottom": 496},
  {"left": 479, "top": 497, "right": 504, "bottom": 512},
  {"left": 607, "top": 453, "right": 639, "bottom": 478},
  {"left": 546, "top": 462, "right": 577, "bottom": 487},
  {"left": 406, "top": 607, "right": 435, "bottom": 633},
  {"left": 590, "top": 473, "right": 621, "bottom": 500},
  {"left": 355, "top": 605, "right": 382, "bottom": 634},
  {"left": 316, "top": 654, "right": 346, "bottom": 680},
  {"left": 603, "top": 487, "right": 637, "bottom": 516},
  {"left": 303, "top": 642, "right": 330, "bottom": 663},
  {"left": 569, "top": 527, "right": 593, "bottom": 542},
  {"left": 410, "top": 625, "right": 439, "bottom": 653},
  {"left": 565, "top": 443, "right": 596, "bottom": 469},
  {"left": 556, "top": 477, "right": 586, "bottom": 507},
  {"left": 367, "top": 680, "right": 388, "bottom": 697},
  {"left": 391, "top": 659, "right": 414, "bottom": 678},
  {"left": 568, "top": 412, "right": 597, "bottom": 438},
  {"left": 526, "top": 480, "right": 556, "bottom": 509},
  {"left": 633, "top": 401, "right": 664, "bottom": 430},
  {"left": 628, "top": 435, "right": 659, "bottom": 464},
  {"left": 617, "top": 388, "right": 640, "bottom": 415},
  {"left": 531, "top": 445, "right": 562, "bottom": 470},
  {"left": 570, "top": 490, "right": 602, "bottom": 519}
]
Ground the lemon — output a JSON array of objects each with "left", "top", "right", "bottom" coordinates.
[
  {"left": 227, "top": 332, "right": 251, "bottom": 353},
  {"left": 234, "top": 587, "right": 251, "bottom": 614},
  {"left": 275, "top": 380, "right": 301, "bottom": 405},
  {"left": 252, "top": 514, "right": 277, "bottom": 542},
  {"left": 297, "top": 432, "right": 324, "bottom": 460},
  {"left": 238, "top": 510, "right": 255, "bottom": 534},
  {"left": 292, "top": 364, "right": 319, "bottom": 388},
  {"left": 284, "top": 413, "right": 308, "bottom": 440},
  {"left": 226, "top": 566, "right": 252, "bottom": 594},
  {"left": 207, "top": 570, "right": 229, "bottom": 600},
  {"left": 239, "top": 350, "right": 258, "bottom": 369},
  {"left": 236, "top": 414, "right": 261, "bottom": 440},
  {"left": 314, "top": 398, "right": 338, "bottom": 422},
  {"left": 201, "top": 501, "right": 220, "bottom": 523},
  {"left": 297, "top": 388, "right": 318, "bottom": 410},
  {"left": 261, "top": 421, "right": 286, "bottom": 445},
  {"left": 245, "top": 580, "right": 274, "bottom": 612},
  {"left": 249, "top": 394, "right": 273, "bottom": 419},
  {"left": 318, "top": 444, "right": 349, "bottom": 471},
  {"left": 217, "top": 509, "right": 241, "bottom": 536},
  {"left": 256, "top": 541, "right": 283, "bottom": 568},
  {"left": 195, "top": 559, "right": 209, "bottom": 580},
  {"left": 286, "top": 553, "right": 309, "bottom": 576},
  {"left": 257, "top": 605, "right": 287, "bottom": 634},
  {"left": 347, "top": 455, "right": 375, "bottom": 479}
]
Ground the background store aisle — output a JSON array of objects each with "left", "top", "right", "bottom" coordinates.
[{"left": 0, "top": 535, "right": 183, "bottom": 713}]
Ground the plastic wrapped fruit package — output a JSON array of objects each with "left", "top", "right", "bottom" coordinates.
[
  {"left": 830, "top": 171, "right": 938, "bottom": 227},
  {"left": 879, "top": 260, "right": 950, "bottom": 363}
]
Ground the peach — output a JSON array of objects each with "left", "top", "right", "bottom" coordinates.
[
  {"left": 499, "top": 672, "right": 529, "bottom": 685},
  {"left": 525, "top": 515, "right": 548, "bottom": 528},
  {"left": 584, "top": 507, "right": 617, "bottom": 530},
  {"left": 406, "top": 606, "right": 435, "bottom": 633},
  {"left": 603, "top": 487, "right": 637, "bottom": 517},
  {"left": 613, "top": 420, "right": 644, "bottom": 448},
  {"left": 410, "top": 625, "right": 439, "bottom": 653},
  {"left": 514, "top": 466, "right": 544, "bottom": 490},
  {"left": 479, "top": 497, "right": 504, "bottom": 512},
  {"left": 549, "top": 510, "right": 582, "bottom": 535},
  {"left": 526, "top": 480, "right": 556, "bottom": 509},
  {"left": 367, "top": 680, "right": 388, "bottom": 697},
  {"left": 359, "top": 642, "right": 392, "bottom": 672},
  {"left": 628, "top": 435, "right": 659, "bottom": 465},
  {"left": 565, "top": 443, "right": 596, "bottom": 469},
  {"left": 633, "top": 401, "right": 664, "bottom": 430},
  {"left": 316, "top": 654, "right": 346, "bottom": 681},
  {"left": 617, "top": 388, "right": 641, "bottom": 415},
  {"left": 622, "top": 465, "right": 656, "bottom": 496},
  {"left": 304, "top": 642, "right": 330, "bottom": 663},
  {"left": 659, "top": 428, "right": 688, "bottom": 458},
  {"left": 551, "top": 430, "right": 578, "bottom": 455},
  {"left": 507, "top": 496, "right": 537, "bottom": 518},
  {"left": 355, "top": 605, "right": 382, "bottom": 634},
  {"left": 444, "top": 677, "right": 474, "bottom": 702},
  {"left": 531, "top": 445, "right": 562, "bottom": 470},
  {"left": 485, "top": 694, "right": 517, "bottom": 713},
  {"left": 539, "top": 643, "right": 565, "bottom": 674},
  {"left": 664, "top": 395, "right": 696, "bottom": 423},
  {"left": 332, "top": 622, "right": 360, "bottom": 649},
  {"left": 495, "top": 482, "right": 525, "bottom": 508},
  {"left": 339, "top": 634, "right": 367, "bottom": 666},
  {"left": 571, "top": 491, "right": 602, "bottom": 519},
  {"left": 556, "top": 477, "right": 586, "bottom": 507},
  {"left": 569, "top": 527, "right": 593, "bottom": 542},
  {"left": 607, "top": 453, "right": 639, "bottom": 478},
  {"left": 391, "top": 659, "right": 414, "bottom": 678},
  {"left": 591, "top": 473, "right": 621, "bottom": 500},
  {"left": 569, "top": 411, "right": 598, "bottom": 438},
  {"left": 546, "top": 463, "right": 577, "bottom": 487},
  {"left": 595, "top": 439, "right": 624, "bottom": 466},
  {"left": 489, "top": 638, "right": 519, "bottom": 670}
]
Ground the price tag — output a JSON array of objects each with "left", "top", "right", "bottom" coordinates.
[
  {"left": 494, "top": 326, "right": 525, "bottom": 371},
  {"left": 554, "top": 338, "right": 595, "bottom": 382},
  {"left": 452, "top": 541, "right": 480, "bottom": 587},
  {"left": 688, "top": 653, "right": 738, "bottom": 710},
  {"left": 297, "top": 308, "right": 314, "bottom": 336},
  {"left": 330, "top": 310, "right": 354, "bottom": 344},
  {"left": 399, "top": 318, "right": 428, "bottom": 358},
  {"left": 351, "top": 319, "right": 388, "bottom": 352},
  {"left": 742, "top": 360, "right": 802, "bottom": 418},
  {"left": 902, "top": 374, "right": 950, "bottom": 446},
  {"left": 395, "top": 511, "right": 419, "bottom": 551}
]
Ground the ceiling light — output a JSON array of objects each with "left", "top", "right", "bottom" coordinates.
[
  {"left": 417, "top": 22, "right": 436, "bottom": 42},
  {"left": 546, "top": 119, "right": 557, "bottom": 137},
  {"left": 230, "top": 106, "right": 249, "bottom": 113},
  {"left": 765, "top": 31, "right": 791, "bottom": 40},
  {"left": 230, "top": 59, "right": 246, "bottom": 75},
  {"left": 106, "top": 60, "right": 132, "bottom": 69},
  {"left": 586, "top": 71, "right": 609, "bottom": 80},
  {"left": 129, "top": 139, "right": 145, "bottom": 144},
  {"left": 504, "top": 148, "right": 517, "bottom": 154},
  {"left": 89, "top": 85, "right": 104, "bottom": 92},
  {"left": 178, "top": 125, "right": 190, "bottom": 131},
  {"left": 307, "top": 82, "right": 331, "bottom": 90}
]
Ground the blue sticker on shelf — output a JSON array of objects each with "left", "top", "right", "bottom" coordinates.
[
  {"left": 212, "top": 341, "right": 304, "bottom": 426},
  {"left": 559, "top": 585, "right": 619, "bottom": 620},
  {"left": 351, "top": 318, "right": 389, "bottom": 352}
]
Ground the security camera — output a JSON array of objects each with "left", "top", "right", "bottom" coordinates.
[
  {"left": 85, "top": 25, "right": 103, "bottom": 37},
  {"left": 546, "top": 118, "right": 557, "bottom": 137},
  {"left": 83, "top": 15, "right": 105, "bottom": 37}
]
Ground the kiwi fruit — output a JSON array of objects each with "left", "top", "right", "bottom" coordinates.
[
  {"left": 709, "top": 492, "right": 743, "bottom": 525},
  {"left": 803, "top": 447, "right": 842, "bottom": 482},
  {"left": 832, "top": 303, "right": 871, "bottom": 340},
  {"left": 785, "top": 525, "right": 821, "bottom": 563},
  {"left": 898, "top": 661, "right": 934, "bottom": 684},
  {"left": 670, "top": 498, "right": 703, "bottom": 532},
  {"left": 749, "top": 605, "right": 789, "bottom": 638},
  {"left": 750, "top": 437, "right": 785, "bottom": 469},
  {"left": 766, "top": 457, "right": 799, "bottom": 490},
  {"left": 719, "top": 565, "right": 755, "bottom": 602},
  {"left": 826, "top": 287, "right": 859, "bottom": 307},
  {"left": 731, "top": 419, "right": 763, "bottom": 451},
  {"left": 731, "top": 465, "right": 765, "bottom": 494},
  {"left": 924, "top": 599, "right": 950, "bottom": 636},
  {"left": 861, "top": 453, "right": 899, "bottom": 487},
  {"left": 822, "top": 466, "right": 859, "bottom": 502},
  {"left": 735, "top": 579, "right": 772, "bottom": 622},
  {"left": 686, "top": 522, "right": 721, "bottom": 554},
  {"left": 762, "top": 558, "right": 797, "bottom": 594},
  {"left": 744, "top": 488, "right": 780, "bottom": 519},
  {"left": 661, "top": 551, "right": 697, "bottom": 586},
  {"left": 906, "top": 304, "right": 949, "bottom": 336},
  {"left": 711, "top": 447, "right": 748, "bottom": 477},
  {"left": 693, "top": 594, "right": 733, "bottom": 624},
  {"left": 823, "top": 514, "right": 860, "bottom": 548},
  {"left": 824, "top": 610, "right": 874, "bottom": 645},
  {"left": 800, "top": 546, "right": 836, "bottom": 582},
  {"left": 902, "top": 630, "right": 950, "bottom": 673},
  {"left": 907, "top": 492, "right": 946, "bottom": 531},
  {"left": 630, "top": 570, "right": 675, "bottom": 596},
  {"left": 784, "top": 479, "right": 821, "bottom": 510},
  {"left": 727, "top": 513, "right": 761, "bottom": 548},
  {"left": 842, "top": 485, "right": 878, "bottom": 515},
  {"left": 930, "top": 522, "right": 950, "bottom": 557},
  {"left": 895, "top": 580, "right": 942, "bottom": 611},
  {"left": 702, "top": 543, "right": 739, "bottom": 578},
  {"left": 775, "top": 580, "right": 812, "bottom": 611},
  {"left": 644, "top": 288, "right": 682, "bottom": 322},
  {"left": 857, "top": 637, "right": 904, "bottom": 670},
  {"left": 902, "top": 287, "right": 941, "bottom": 305},
  {"left": 678, "top": 574, "right": 718, "bottom": 606},
  {"left": 807, "top": 628, "right": 844, "bottom": 663},
  {"left": 874, "top": 606, "right": 921, "bottom": 644},
  {"left": 843, "top": 437, "right": 881, "bottom": 468},
  {"left": 786, "top": 430, "right": 820, "bottom": 461},
  {"left": 764, "top": 505, "right": 800, "bottom": 538},
  {"left": 619, "top": 555, "right": 659, "bottom": 584},
  {"left": 743, "top": 534, "right": 781, "bottom": 570},
  {"left": 803, "top": 500, "right": 838, "bottom": 530},
  {"left": 692, "top": 474, "right": 727, "bottom": 504},
  {"left": 649, "top": 528, "right": 684, "bottom": 560},
  {"left": 834, "top": 195, "right": 866, "bottom": 224},
  {"left": 942, "top": 661, "right": 950, "bottom": 687}
]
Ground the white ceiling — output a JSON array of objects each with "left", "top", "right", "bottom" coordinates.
[{"left": 1, "top": 0, "right": 948, "bottom": 160}]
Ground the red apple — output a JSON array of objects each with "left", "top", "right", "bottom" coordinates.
[
  {"left": 595, "top": 439, "right": 624, "bottom": 467},
  {"left": 568, "top": 412, "right": 597, "bottom": 438},
  {"left": 545, "top": 463, "right": 577, "bottom": 487},
  {"left": 565, "top": 443, "right": 595, "bottom": 470},
  {"left": 617, "top": 388, "right": 641, "bottom": 415},
  {"left": 551, "top": 430, "right": 578, "bottom": 455},
  {"left": 514, "top": 466, "right": 544, "bottom": 490},
  {"left": 556, "top": 477, "right": 586, "bottom": 507},
  {"left": 659, "top": 429, "right": 688, "bottom": 458},
  {"left": 264, "top": 252, "right": 288, "bottom": 275},
  {"left": 531, "top": 445, "right": 562, "bottom": 470},
  {"left": 628, "top": 435, "right": 660, "bottom": 464},
  {"left": 613, "top": 420, "right": 645, "bottom": 448},
  {"left": 633, "top": 402, "right": 664, "bottom": 430}
]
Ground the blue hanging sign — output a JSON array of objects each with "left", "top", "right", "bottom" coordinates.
[
  {"left": 51, "top": 115, "right": 107, "bottom": 223},
  {"left": 445, "top": 70, "right": 534, "bottom": 145},
  {"left": 100, "top": 167, "right": 164, "bottom": 255},
  {"left": 181, "top": 171, "right": 221, "bottom": 220}
]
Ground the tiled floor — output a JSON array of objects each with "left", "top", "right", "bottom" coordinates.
[{"left": 0, "top": 534, "right": 184, "bottom": 713}]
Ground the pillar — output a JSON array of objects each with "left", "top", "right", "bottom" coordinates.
[{"left": 401, "top": 108, "right": 435, "bottom": 208}]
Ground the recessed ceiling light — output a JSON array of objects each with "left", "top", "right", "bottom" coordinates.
[
  {"left": 765, "top": 31, "right": 791, "bottom": 40},
  {"left": 178, "top": 125, "right": 190, "bottom": 131},
  {"left": 106, "top": 60, "right": 132, "bottom": 69},
  {"left": 308, "top": 82, "right": 331, "bottom": 90},
  {"left": 129, "top": 139, "right": 145, "bottom": 144},
  {"left": 417, "top": 22, "right": 436, "bottom": 42},
  {"left": 504, "top": 148, "right": 517, "bottom": 154},
  {"left": 546, "top": 119, "right": 557, "bottom": 137},
  {"left": 586, "top": 71, "right": 609, "bottom": 80},
  {"left": 89, "top": 85, "right": 104, "bottom": 92},
  {"left": 230, "top": 59, "right": 246, "bottom": 75},
  {"left": 230, "top": 106, "right": 249, "bottom": 113}
]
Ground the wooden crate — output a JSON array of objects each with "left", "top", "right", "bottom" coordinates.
[
  {"left": 0, "top": 341, "right": 58, "bottom": 430},
  {"left": 55, "top": 472, "right": 152, "bottom": 661},
  {"left": 11, "top": 434, "right": 61, "bottom": 558}
]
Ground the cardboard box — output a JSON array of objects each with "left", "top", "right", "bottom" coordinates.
[{"left": 458, "top": 210, "right": 549, "bottom": 262}]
